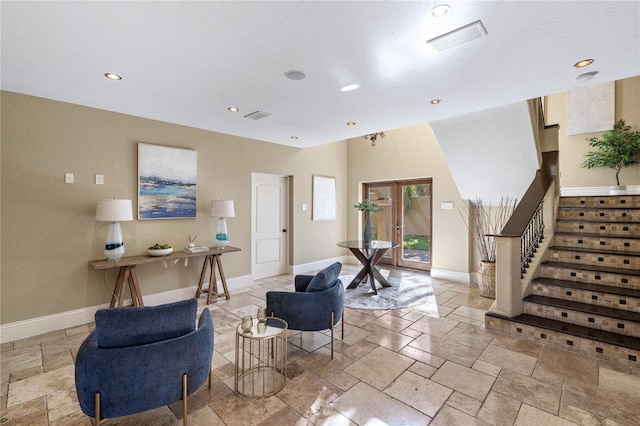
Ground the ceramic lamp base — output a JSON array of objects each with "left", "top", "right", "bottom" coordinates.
[{"left": 105, "top": 222, "right": 125, "bottom": 261}]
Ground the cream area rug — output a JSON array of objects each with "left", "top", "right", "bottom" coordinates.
[{"left": 340, "top": 268, "right": 434, "bottom": 310}]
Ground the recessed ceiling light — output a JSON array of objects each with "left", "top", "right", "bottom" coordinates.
[
  {"left": 341, "top": 83, "right": 360, "bottom": 92},
  {"left": 347, "top": 122, "right": 356, "bottom": 126},
  {"left": 431, "top": 99, "right": 442, "bottom": 105},
  {"left": 430, "top": 4, "right": 451, "bottom": 18},
  {"left": 574, "top": 59, "right": 594, "bottom": 68},
  {"left": 104, "top": 73, "right": 122, "bottom": 80},
  {"left": 228, "top": 107, "right": 239, "bottom": 112},
  {"left": 575, "top": 71, "right": 598, "bottom": 83},
  {"left": 284, "top": 70, "right": 307, "bottom": 81}
]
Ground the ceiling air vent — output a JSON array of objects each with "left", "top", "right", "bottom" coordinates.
[
  {"left": 244, "top": 111, "right": 271, "bottom": 120},
  {"left": 426, "top": 20, "right": 487, "bottom": 52}
]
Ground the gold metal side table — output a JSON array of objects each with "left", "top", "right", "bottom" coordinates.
[{"left": 235, "top": 317, "right": 288, "bottom": 397}]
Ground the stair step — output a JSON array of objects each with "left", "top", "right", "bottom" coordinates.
[
  {"left": 525, "top": 295, "right": 640, "bottom": 321},
  {"left": 559, "top": 195, "right": 640, "bottom": 209},
  {"left": 543, "top": 260, "right": 640, "bottom": 276},
  {"left": 534, "top": 277, "right": 640, "bottom": 298},
  {"left": 540, "top": 263, "right": 640, "bottom": 290},
  {"left": 523, "top": 295, "right": 640, "bottom": 338},
  {"left": 532, "top": 277, "right": 640, "bottom": 314},
  {"left": 486, "top": 312, "right": 640, "bottom": 352},
  {"left": 558, "top": 208, "right": 640, "bottom": 222},
  {"left": 548, "top": 246, "right": 640, "bottom": 270},
  {"left": 553, "top": 233, "right": 640, "bottom": 252},
  {"left": 556, "top": 221, "right": 640, "bottom": 237}
]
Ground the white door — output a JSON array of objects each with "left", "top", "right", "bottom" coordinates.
[{"left": 252, "top": 173, "right": 289, "bottom": 279}]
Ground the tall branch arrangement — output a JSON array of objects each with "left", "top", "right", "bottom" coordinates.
[{"left": 459, "top": 197, "right": 517, "bottom": 263}]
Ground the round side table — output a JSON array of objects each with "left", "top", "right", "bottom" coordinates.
[{"left": 234, "top": 316, "right": 288, "bottom": 397}]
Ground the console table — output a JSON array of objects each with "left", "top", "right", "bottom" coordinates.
[{"left": 89, "top": 246, "right": 241, "bottom": 307}]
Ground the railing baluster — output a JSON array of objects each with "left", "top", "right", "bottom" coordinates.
[{"left": 519, "top": 200, "right": 545, "bottom": 277}]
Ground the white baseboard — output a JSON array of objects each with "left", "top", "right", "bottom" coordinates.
[
  {"left": 430, "top": 268, "right": 472, "bottom": 284},
  {"left": 291, "top": 256, "right": 351, "bottom": 276},
  {"left": 561, "top": 185, "right": 640, "bottom": 196},
  {"left": 0, "top": 274, "right": 254, "bottom": 344}
]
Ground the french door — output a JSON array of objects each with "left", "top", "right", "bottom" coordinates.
[{"left": 363, "top": 179, "right": 432, "bottom": 271}]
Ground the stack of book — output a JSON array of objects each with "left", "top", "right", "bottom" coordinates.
[{"left": 183, "top": 246, "right": 209, "bottom": 253}]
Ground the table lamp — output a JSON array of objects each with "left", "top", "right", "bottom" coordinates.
[
  {"left": 210, "top": 200, "right": 235, "bottom": 248},
  {"left": 96, "top": 198, "right": 133, "bottom": 261}
]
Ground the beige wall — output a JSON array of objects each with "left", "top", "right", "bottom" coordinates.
[
  {"left": 546, "top": 76, "right": 640, "bottom": 188},
  {"left": 5, "top": 76, "right": 638, "bottom": 326},
  {"left": 1, "top": 91, "right": 347, "bottom": 324},
  {"left": 346, "top": 124, "right": 471, "bottom": 275}
]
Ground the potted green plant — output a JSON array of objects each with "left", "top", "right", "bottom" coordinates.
[
  {"left": 354, "top": 199, "right": 382, "bottom": 244},
  {"left": 580, "top": 119, "right": 640, "bottom": 195}
]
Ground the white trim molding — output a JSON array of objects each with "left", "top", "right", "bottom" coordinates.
[
  {"left": 561, "top": 185, "right": 640, "bottom": 197},
  {"left": 0, "top": 274, "right": 253, "bottom": 344},
  {"left": 291, "top": 256, "right": 351, "bottom": 276},
  {"left": 430, "top": 268, "right": 472, "bottom": 284}
]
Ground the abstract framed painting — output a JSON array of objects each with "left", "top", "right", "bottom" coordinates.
[
  {"left": 138, "top": 143, "right": 197, "bottom": 220},
  {"left": 312, "top": 175, "right": 336, "bottom": 221}
]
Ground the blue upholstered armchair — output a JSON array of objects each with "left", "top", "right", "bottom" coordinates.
[
  {"left": 75, "top": 298, "right": 213, "bottom": 425},
  {"left": 266, "top": 262, "right": 344, "bottom": 358}
]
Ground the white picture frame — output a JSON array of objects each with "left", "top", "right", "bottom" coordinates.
[{"left": 312, "top": 175, "right": 336, "bottom": 221}]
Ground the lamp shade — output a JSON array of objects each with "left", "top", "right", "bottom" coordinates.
[
  {"left": 96, "top": 199, "right": 133, "bottom": 222},
  {"left": 210, "top": 200, "right": 235, "bottom": 218}
]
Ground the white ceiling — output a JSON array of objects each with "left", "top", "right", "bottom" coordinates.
[{"left": 2, "top": 1, "right": 639, "bottom": 149}]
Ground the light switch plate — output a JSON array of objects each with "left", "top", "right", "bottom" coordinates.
[
  {"left": 65, "top": 173, "right": 74, "bottom": 184},
  {"left": 95, "top": 174, "right": 104, "bottom": 185},
  {"left": 441, "top": 202, "right": 454, "bottom": 210}
]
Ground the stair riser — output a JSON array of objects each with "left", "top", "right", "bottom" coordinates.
[
  {"left": 532, "top": 282, "right": 640, "bottom": 313},
  {"left": 559, "top": 196, "right": 640, "bottom": 209},
  {"left": 540, "top": 266, "right": 640, "bottom": 291},
  {"left": 556, "top": 221, "right": 640, "bottom": 237},
  {"left": 548, "top": 249, "right": 639, "bottom": 271},
  {"left": 485, "top": 315, "right": 640, "bottom": 367},
  {"left": 558, "top": 209, "right": 640, "bottom": 222},
  {"left": 553, "top": 234, "right": 640, "bottom": 253},
  {"left": 523, "top": 302, "right": 640, "bottom": 338}
]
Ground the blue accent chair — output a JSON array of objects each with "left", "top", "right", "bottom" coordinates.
[
  {"left": 75, "top": 298, "right": 213, "bottom": 425},
  {"left": 266, "top": 262, "right": 344, "bottom": 358}
]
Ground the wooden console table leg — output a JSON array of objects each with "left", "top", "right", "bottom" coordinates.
[
  {"left": 196, "top": 255, "right": 212, "bottom": 299},
  {"left": 215, "top": 255, "right": 231, "bottom": 300},
  {"left": 127, "top": 266, "right": 144, "bottom": 307},
  {"left": 195, "top": 254, "right": 231, "bottom": 304},
  {"left": 111, "top": 266, "right": 144, "bottom": 308},
  {"left": 111, "top": 267, "right": 126, "bottom": 308},
  {"left": 207, "top": 255, "right": 218, "bottom": 304}
]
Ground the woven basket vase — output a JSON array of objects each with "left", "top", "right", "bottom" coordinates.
[{"left": 477, "top": 261, "right": 496, "bottom": 298}]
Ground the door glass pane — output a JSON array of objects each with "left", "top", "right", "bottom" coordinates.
[
  {"left": 367, "top": 185, "right": 393, "bottom": 240},
  {"left": 401, "top": 183, "right": 431, "bottom": 266}
]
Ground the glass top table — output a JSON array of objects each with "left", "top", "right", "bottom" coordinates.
[
  {"left": 337, "top": 240, "right": 399, "bottom": 294},
  {"left": 235, "top": 317, "right": 288, "bottom": 397}
]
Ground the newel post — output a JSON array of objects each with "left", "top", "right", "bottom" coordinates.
[{"left": 493, "top": 235, "right": 523, "bottom": 317}]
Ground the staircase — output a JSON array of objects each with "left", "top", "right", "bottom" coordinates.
[{"left": 486, "top": 195, "right": 640, "bottom": 367}]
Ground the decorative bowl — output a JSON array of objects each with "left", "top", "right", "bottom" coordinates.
[{"left": 147, "top": 247, "right": 173, "bottom": 257}]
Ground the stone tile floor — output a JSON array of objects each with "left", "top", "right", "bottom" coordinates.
[{"left": 1, "top": 264, "right": 639, "bottom": 425}]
